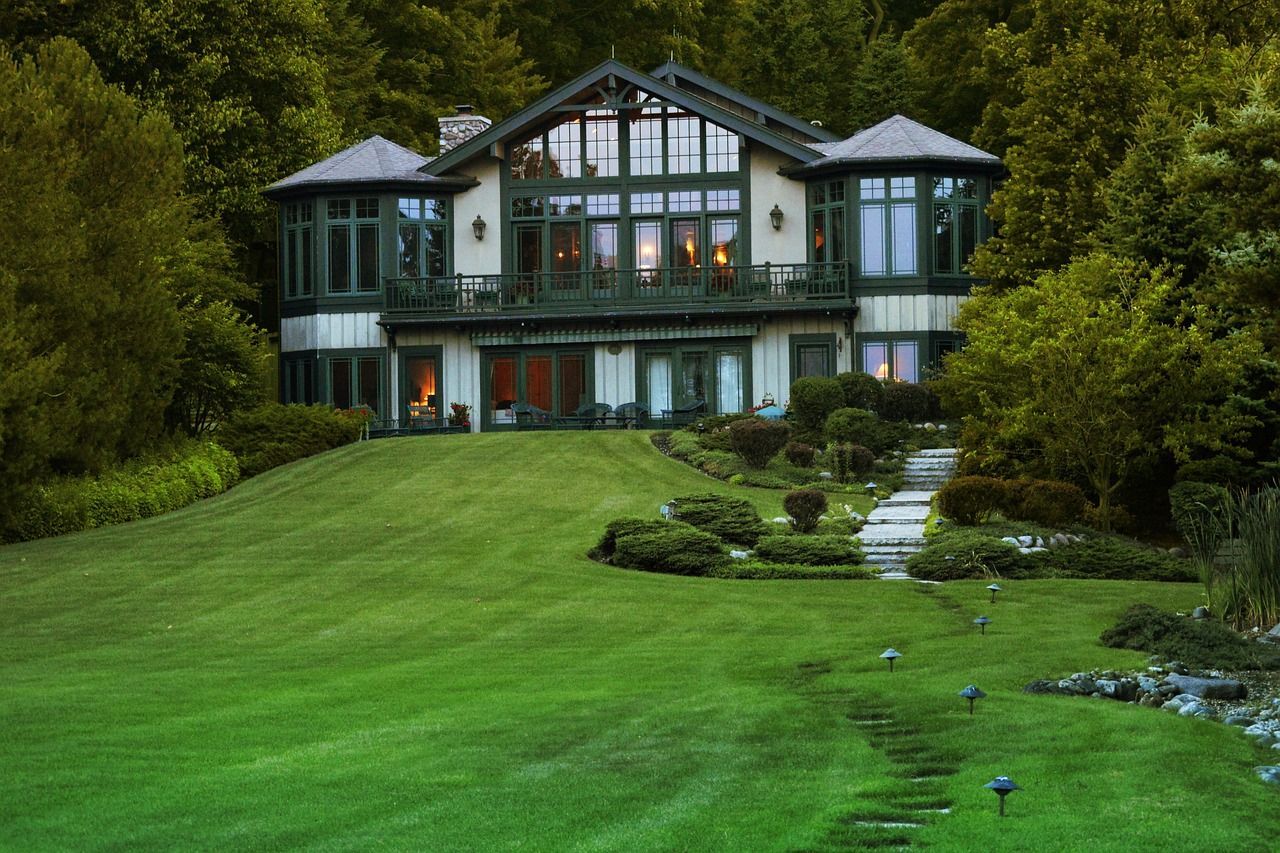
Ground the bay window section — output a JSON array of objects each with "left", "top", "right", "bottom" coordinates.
[
  {"left": 859, "top": 178, "right": 916, "bottom": 276},
  {"left": 933, "top": 177, "right": 981, "bottom": 274},
  {"left": 329, "top": 355, "right": 382, "bottom": 413},
  {"left": 327, "top": 198, "right": 379, "bottom": 294},
  {"left": 397, "top": 197, "right": 447, "bottom": 279},
  {"left": 809, "top": 181, "right": 846, "bottom": 264},
  {"left": 283, "top": 202, "right": 313, "bottom": 298},
  {"left": 861, "top": 340, "right": 919, "bottom": 383}
]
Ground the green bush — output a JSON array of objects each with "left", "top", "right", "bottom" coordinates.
[
  {"left": 734, "top": 472, "right": 794, "bottom": 489},
  {"left": 1006, "top": 479, "right": 1089, "bottom": 526},
  {"left": 785, "top": 441, "right": 816, "bottom": 468},
  {"left": 1030, "top": 538, "right": 1195, "bottom": 582},
  {"left": 836, "top": 371, "right": 884, "bottom": 413},
  {"left": 5, "top": 441, "right": 240, "bottom": 543},
  {"left": 1168, "top": 481, "right": 1230, "bottom": 543},
  {"left": 880, "top": 382, "right": 932, "bottom": 422},
  {"left": 816, "top": 514, "right": 861, "bottom": 536},
  {"left": 216, "top": 404, "right": 369, "bottom": 478},
  {"left": 613, "top": 527, "right": 728, "bottom": 576},
  {"left": 1100, "top": 604, "right": 1280, "bottom": 670},
  {"left": 789, "top": 376, "right": 845, "bottom": 440},
  {"left": 728, "top": 418, "right": 792, "bottom": 468},
  {"left": 935, "top": 476, "right": 1009, "bottom": 526},
  {"left": 665, "top": 431, "right": 703, "bottom": 461},
  {"left": 671, "top": 493, "right": 767, "bottom": 546},
  {"left": 697, "top": 427, "right": 735, "bottom": 452},
  {"left": 590, "top": 517, "right": 683, "bottom": 561},
  {"left": 824, "top": 408, "right": 909, "bottom": 454},
  {"left": 1175, "top": 455, "right": 1256, "bottom": 487},
  {"left": 709, "top": 560, "right": 874, "bottom": 580},
  {"left": 754, "top": 534, "right": 863, "bottom": 566},
  {"left": 905, "top": 530, "right": 1032, "bottom": 581},
  {"left": 688, "top": 412, "right": 757, "bottom": 435},
  {"left": 783, "top": 489, "right": 827, "bottom": 532}
]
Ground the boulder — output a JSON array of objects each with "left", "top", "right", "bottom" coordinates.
[
  {"left": 1256, "top": 766, "right": 1280, "bottom": 785},
  {"left": 1137, "top": 676, "right": 1160, "bottom": 693},
  {"left": 1097, "top": 679, "right": 1138, "bottom": 702},
  {"left": 1191, "top": 606, "right": 1210, "bottom": 620},
  {"left": 729, "top": 550, "right": 751, "bottom": 560},
  {"left": 1017, "top": 535, "right": 1033, "bottom": 547},
  {"left": 1165, "top": 673, "right": 1248, "bottom": 700},
  {"left": 819, "top": 472, "right": 834, "bottom": 480},
  {"left": 1224, "top": 714, "right": 1255, "bottom": 727},
  {"left": 1179, "top": 702, "right": 1218, "bottom": 719},
  {"left": 1001, "top": 537, "right": 1020, "bottom": 546},
  {"left": 1023, "top": 679, "right": 1078, "bottom": 696}
]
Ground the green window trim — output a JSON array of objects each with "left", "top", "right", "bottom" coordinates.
[
  {"left": 636, "top": 340, "right": 752, "bottom": 417},
  {"left": 480, "top": 347, "right": 595, "bottom": 430},
  {"left": 282, "top": 201, "right": 314, "bottom": 300},
  {"left": 931, "top": 176, "right": 983, "bottom": 276},
  {"left": 281, "top": 354, "right": 317, "bottom": 404},
  {"left": 325, "top": 197, "right": 381, "bottom": 295},
  {"left": 857, "top": 176, "right": 918, "bottom": 278},
  {"left": 789, "top": 333, "right": 838, "bottom": 384},
  {"left": 321, "top": 349, "right": 386, "bottom": 416},
  {"left": 398, "top": 345, "right": 446, "bottom": 425}
]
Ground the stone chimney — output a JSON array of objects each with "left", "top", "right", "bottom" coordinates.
[{"left": 438, "top": 105, "right": 492, "bottom": 154}]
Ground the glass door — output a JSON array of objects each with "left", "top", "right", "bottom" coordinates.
[
  {"left": 590, "top": 222, "right": 618, "bottom": 298},
  {"left": 670, "top": 218, "right": 701, "bottom": 294},
  {"left": 633, "top": 220, "right": 662, "bottom": 295},
  {"left": 403, "top": 355, "right": 438, "bottom": 425},
  {"left": 513, "top": 224, "right": 543, "bottom": 304},
  {"left": 679, "top": 349, "right": 709, "bottom": 409},
  {"left": 489, "top": 355, "right": 519, "bottom": 425},
  {"left": 548, "top": 221, "right": 582, "bottom": 302}
]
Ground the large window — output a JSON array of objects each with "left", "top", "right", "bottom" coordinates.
[
  {"left": 809, "top": 181, "right": 846, "bottom": 264},
  {"left": 639, "top": 343, "right": 749, "bottom": 416},
  {"left": 327, "top": 198, "right": 380, "bottom": 294},
  {"left": 485, "top": 349, "right": 591, "bottom": 427},
  {"left": 397, "top": 197, "right": 447, "bottom": 278},
  {"left": 790, "top": 334, "right": 837, "bottom": 382},
  {"left": 861, "top": 340, "right": 918, "bottom": 383},
  {"left": 511, "top": 104, "right": 739, "bottom": 181},
  {"left": 329, "top": 354, "right": 382, "bottom": 413},
  {"left": 283, "top": 202, "right": 314, "bottom": 299},
  {"left": 282, "top": 357, "right": 316, "bottom": 404},
  {"left": 933, "top": 177, "right": 980, "bottom": 275},
  {"left": 859, "top": 177, "right": 916, "bottom": 276}
]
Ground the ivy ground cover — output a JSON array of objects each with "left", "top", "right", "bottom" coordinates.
[{"left": 1, "top": 433, "right": 1275, "bottom": 850}]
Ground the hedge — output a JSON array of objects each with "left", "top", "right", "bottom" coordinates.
[
  {"left": 6, "top": 441, "right": 240, "bottom": 543},
  {"left": 589, "top": 517, "right": 685, "bottom": 561},
  {"left": 753, "top": 534, "right": 864, "bottom": 566},
  {"left": 935, "top": 476, "right": 1009, "bottom": 526},
  {"left": 216, "top": 404, "right": 370, "bottom": 477},
  {"left": 709, "top": 560, "right": 875, "bottom": 580},
  {"left": 613, "top": 527, "right": 728, "bottom": 575},
  {"left": 905, "top": 529, "right": 1032, "bottom": 581},
  {"left": 671, "top": 493, "right": 768, "bottom": 546}
]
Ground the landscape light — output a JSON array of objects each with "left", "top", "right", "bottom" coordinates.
[
  {"left": 880, "top": 648, "right": 902, "bottom": 672},
  {"left": 987, "top": 583, "right": 1002, "bottom": 603},
  {"left": 959, "top": 684, "right": 987, "bottom": 716},
  {"left": 984, "top": 775, "right": 1021, "bottom": 816},
  {"left": 974, "top": 615, "right": 991, "bottom": 635}
]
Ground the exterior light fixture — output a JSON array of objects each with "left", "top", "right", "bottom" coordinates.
[
  {"left": 987, "top": 583, "right": 1003, "bottom": 603},
  {"left": 762, "top": 392, "right": 776, "bottom": 406},
  {"left": 865, "top": 482, "right": 878, "bottom": 494},
  {"left": 974, "top": 615, "right": 991, "bottom": 635},
  {"left": 769, "top": 204, "right": 784, "bottom": 230},
  {"left": 984, "top": 776, "right": 1021, "bottom": 816},
  {"left": 959, "top": 684, "right": 987, "bottom": 716},
  {"left": 880, "top": 648, "right": 902, "bottom": 672},
  {"left": 472, "top": 214, "right": 487, "bottom": 240}
]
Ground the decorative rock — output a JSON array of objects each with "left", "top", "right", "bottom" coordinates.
[
  {"left": 1138, "top": 676, "right": 1160, "bottom": 693},
  {"left": 1018, "top": 546, "right": 1048, "bottom": 554},
  {"left": 1166, "top": 661, "right": 1190, "bottom": 675},
  {"left": 1224, "top": 714, "right": 1255, "bottom": 727},
  {"left": 1001, "top": 537, "right": 1020, "bottom": 546},
  {"left": 1165, "top": 673, "right": 1248, "bottom": 700},
  {"left": 1035, "top": 536, "right": 1045, "bottom": 548},
  {"left": 729, "top": 550, "right": 751, "bottom": 560},
  {"left": 1097, "top": 679, "right": 1138, "bottom": 702},
  {"left": 819, "top": 471, "right": 834, "bottom": 480},
  {"left": 924, "top": 422, "right": 938, "bottom": 431},
  {"left": 1023, "top": 679, "right": 1078, "bottom": 696},
  {"left": 1179, "top": 702, "right": 1218, "bottom": 719},
  {"left": 1256, "top": 766, "right": 1280, "bottom": 785},
  {"left": 1191, "top": 606, "right": 1210, "bottom": 620},
  {"left": 1017, "top": 535, "right": 1033, "bottom": 547},
  {"left": 772, "top": 517, "right": 790, "bottom": 524}
]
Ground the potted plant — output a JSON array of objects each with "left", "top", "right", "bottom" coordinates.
[{"left": 448, "top": 402, "right": 472, "bottom": 428}]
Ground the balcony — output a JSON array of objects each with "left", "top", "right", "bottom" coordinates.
[{"left": 381, "top": 262, "right": 855, "bottom": 324}]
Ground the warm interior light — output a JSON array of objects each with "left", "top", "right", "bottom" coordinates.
[
  {"left": 639, "top": 242, "right": 656, "bottom": 268},
  {"left": 713, "top": 245, "right": 728, "bottom": 266},
  {"left": 685, "top": 235, "right": 696, "bottom": 264},
  {"left": 875, "top": 362, "right": 890, "bottom": 380}
]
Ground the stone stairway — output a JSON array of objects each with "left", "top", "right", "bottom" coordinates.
[{"left": 859, "top": 449, "right": 957, "bottom": 580}]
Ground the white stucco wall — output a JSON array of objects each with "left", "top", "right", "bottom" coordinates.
[
  {"left": 751, "top": 316, "right": 851, "bottom": 406},
  {"left": 451, "top": 157, "right": 503, "bottom": 276},
  {"left": 749, "top": 147, "right": 808, "bottom": 266}
]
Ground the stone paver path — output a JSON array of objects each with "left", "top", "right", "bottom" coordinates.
[{"left": 860, "top": 448, "right": 956, "bottom": 580}]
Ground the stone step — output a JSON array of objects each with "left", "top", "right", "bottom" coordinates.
[
  {"left": 916, "top": 448, "right": 958, "bottom": 457},
  {"left": 858, "top": 536, "right": 927, "bottom": 547},
  {"left": 879, "top": 491, "right": 935, "bottom": 504}
]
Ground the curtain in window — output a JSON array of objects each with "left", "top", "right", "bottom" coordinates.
[
  {"left": 716, "top": 353, "right": 742, "bottom": 414},
  {"left": 647, "top": 354, "right": 672, "bottom": 412}
]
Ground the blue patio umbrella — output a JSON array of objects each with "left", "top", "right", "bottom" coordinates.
[{"left": 754, "top": 405, "right": 785, "bottom": 420}]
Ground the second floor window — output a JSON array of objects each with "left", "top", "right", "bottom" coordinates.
[
  {"left": 397, "top": 198, "right": 447, "bottom": 278},
  {"left": 809, "top": 181, "right": 846, "bottom": 264},
  {"left": 327, "top": 198, "right": 379, "bottom": 294},
  {"left": 933, "top": 177, "right": 981, "bottom": 274},
  {"left": 283, "top": 202, "right": 313, "bottom": 299},
  {"left": 859, "top": 177, "right": 917, "bottom": 277}
]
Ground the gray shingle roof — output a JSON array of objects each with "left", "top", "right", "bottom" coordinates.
[
  {"left": 798, "top": 115, "right": 1000, "bottom": 170},
  {"left": 267, "top": 136, "right": 445, "bottom": 192}
]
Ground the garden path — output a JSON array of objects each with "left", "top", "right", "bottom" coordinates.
[{"left": 859, "top": 448, "right": 957, "bottom": 580}]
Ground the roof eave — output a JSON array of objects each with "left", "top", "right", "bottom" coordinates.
[
  {"left": 262, "top": 175, "right": 479, "bottom": 200},
  {"left": 780, "top": 156, "right": 1004, "bottom": 178}
]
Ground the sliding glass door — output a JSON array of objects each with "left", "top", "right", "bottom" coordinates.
[
  {"left": 639, "top": 343, "right": 748, "bottom": 416},
  {"left": 483, "top": 349, "right": 593, "bottom": 428}
]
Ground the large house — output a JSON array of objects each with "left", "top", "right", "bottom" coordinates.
[{"left": 264, "top": 60, "right": 1001, "bottom": 431}]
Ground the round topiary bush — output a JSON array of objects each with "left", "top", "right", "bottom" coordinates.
[
  {"left": 789, "top": 376, "right": 845, "bottom": 440},
  {"left": 824, "top": 408, "right": 908, "bottom": 454},
  {"left": 614, "top": 527, "right": 728, "bottom": 575},
  {"left": 753, "top": 534, "right": 863, "bottom": 565},
  {"left": 880, "top": 382, "right": 933, "bottom": 423},
  {"left": 935, "top": 476, "right": 1010, "bottom": 526},
  {"left": 671, "top": 493, "right": 768, "bottom": 546},
  {"left": 728, "top": 418, "right": 792, "bottom": 468},
  {"left": 785, "top": 441, "right": 816, "bottom": 468},
  {"left": 836, "top": 371, "right": 884, "bottom": 412},
  {"left": 784, "top": 488, "right": 827, "bottom": 532},
  {"left": 1006, "top": 479, "right": 1089, "bottom": 526}
]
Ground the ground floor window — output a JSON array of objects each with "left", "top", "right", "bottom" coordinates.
[
  {"left": 328, "top": 354, "right": 383, "bottom": 414},
  {"left": 861, "top": 339, "right": 918, "bottom": 383},
  {"left": 400, "top": 347, "right": 443, "bottom": 424},
  {"left": 484, "top": 348, "right": 591, "bottom": 427},
  {"left": 282, "top": 357, "right": 316, "bottom": 404},
  {"left": 790, "top": 334, "right": 837, "bottom": 383},
  {"left": 638, "top": 342, "right": 749, "bottom": 416}
]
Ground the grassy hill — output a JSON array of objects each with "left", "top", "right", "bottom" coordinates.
[{"left": 1, "top": 433, "right": 1275, "bottom": 850}]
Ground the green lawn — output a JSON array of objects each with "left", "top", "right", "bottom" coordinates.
[{"left": 2, "top": 432, "right": 1276, "bottom": 850}]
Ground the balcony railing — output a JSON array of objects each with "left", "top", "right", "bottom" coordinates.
[{"left": 383, "top": 262, "right": 852, "bottom": 316}]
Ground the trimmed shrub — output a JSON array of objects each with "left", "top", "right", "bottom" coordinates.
[
  {"left": 590, "top": 517, "right": 682, "bottom": 561},
  {"left": 1175, "top": 455, "right": 1255, "bottom": 487},
  {"left": 614, "top": 527, "right": 728, "bottom": 576},
  {"left": 1169, "top": 481, "right": 1230, "bottom": 543},
  {"left": 671, "top": 493, "right": 768, "bottom": 546},
  {"left": 216, "top": 404, "right": 369, "bottom": 478},
  {"left": 789, "top": 376, "right": 845, "bottom": 440},
  {"left": 687, "top": 412, "right": 757, "bottom": 434},
  {"left": 935, "top": 476, "right": 1010, "bottom": 526},
  {"left": 1006, "top": 479, "right": 1089, "bottom": 527},
  {"left": 905, "top": 530, "right": 1031, "bottom": 581},
  {"left": 709, "top": 560, "right": 874, "bottom": 580},
  {"left": 817, "top": 515, "right": 861, "bottom": 536},
  {"left": 824, "top": 408, "right": 909, "bottom": 454},
  {"left": 5, "top": 441, "right": 240, "bottom": 543},
  {"left": 880, "top": 382, "right": 933, "bottom": 422},
  {"left": 785, "top": 441, "right": 816, "bottom": 468},
  {"left": 754, "top": 534, "right": 863, "bottom": 565},
  {"left": 734, "top": 472, "right": 794, "bottom": 489},
  {"left": 1030, "top": 538, "right": 1195, "bottom": 582},
  {"left": 1100, "top": 604, "right": 1280, "bottom": 670},
  {"left": 836, "top": 371, "right": 884, "bottom": 412},
  {"left": 728, "top": 418, "right": 792, "bottom": 468},
  {"left": 784, "top": 489, "right": 827, "bottom": 532}
]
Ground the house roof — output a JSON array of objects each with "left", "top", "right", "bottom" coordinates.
[
  {"left": 263, "top": 136, "right": 474, "bottom": 198},
  {"left": 422, "top": 59, "right": 823, "bottom": 177},
  {"left": 648, "top": 60, "right": 840, "bottom": 145},
  {"left": 787, "top": 115, "right": 1001, "bottom": 174}
]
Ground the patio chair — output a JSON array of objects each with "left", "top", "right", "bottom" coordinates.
[
  {"left": 611, "top": 402, "right": 649, "bottom": 429},
  {"left": 562, "top": 402, "right": 613, "bottom": 429},
  {"left": 511, "top": 402, "right": 552, "bottom": 430},
  {"left": 660, "top": 399, "right": 706, "bottom": 428}
]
